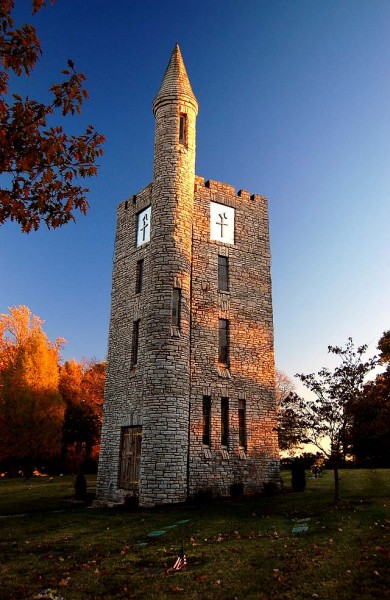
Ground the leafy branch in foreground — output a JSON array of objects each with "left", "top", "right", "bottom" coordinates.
[{"left": 0, "top": 0, "right": 105, "bottom": 232}]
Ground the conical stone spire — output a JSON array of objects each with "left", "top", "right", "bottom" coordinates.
[{"left": 153, "top": 43, "right": 198, "bottom": 115}]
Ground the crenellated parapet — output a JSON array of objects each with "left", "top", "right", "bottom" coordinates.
[{"left": 195, "top": 176, "right": 266, "bottom": 203}]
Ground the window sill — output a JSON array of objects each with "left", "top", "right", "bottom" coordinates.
[
  {"left": 135, "top": 241, "right": 149, "bottom": 249},
  {"left": 170, "top": 325, "right": 181, "bottom": 337},
  {"left": 203, "top": 448, "right": 212, "bottom": 459},
  {"left": 217, "top": 365, "right": 231, "bottom": 379},
  {"left": 238, "top": 448, "right": 247, "bottom": 460}
]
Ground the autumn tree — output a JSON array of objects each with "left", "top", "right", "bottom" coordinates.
[
  {"left": 82, "top": 360, "right": 105, "bottom": 421},
  {"left": 0, "top": 305, "right": 66, "bottom": 475},
  {"left": 294, "top": 338, "right": 378, "bottom": 503},
  {"left": 60, "top": 358, "right": 105, "bottom": 473},
  {"left": 0, "top": 0, "right": 105, "bottom": 232}
]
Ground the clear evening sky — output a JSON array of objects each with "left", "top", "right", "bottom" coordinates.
[{"left": 1, "top": 1, "right": 389, "bottom": 390}]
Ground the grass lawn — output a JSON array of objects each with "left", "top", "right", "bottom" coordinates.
[{"left": 0, "top": 470, "right": 388, "bottom": 599}]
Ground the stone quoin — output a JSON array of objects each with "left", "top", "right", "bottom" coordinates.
[{"left": 96, "top": 44, "right": 280, "bottom": 507}]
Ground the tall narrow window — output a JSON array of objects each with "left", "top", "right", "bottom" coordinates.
[
  {"left": 238, "top": 399, "right": 247, "bottom": 450},
  {"left": 202, "top": 396, "right": 211, "bottom": 446},
  {"left": 131, "top": 320, "right": 140, "bottom": 367},
  {"left": 218, "top": 255, "right": 229, "bottom": 291},
  {"left": 179, "top": 113, "right": 187, "bottom": 145},
  {"left": 135, "top": 259, "right": 144, "bottom": 294},
  {"left": 172, "top": 288, "right": 181, "bottom": 327},
  {"left": 218, "top": 319, "right": 229, "bottom": 364},
  {"left": 221, "top": 397, "right": 229, "bottom": 447}
]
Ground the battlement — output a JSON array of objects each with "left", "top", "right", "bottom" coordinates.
[
  {"left": 195, "top": 176, "right": 265, "bottom": 203},
  {"left": 118, "top": 178, "right": 266, "bottom": 215},
  {"left": 118, "top": 183, "right": 153, "bottom": 214}
]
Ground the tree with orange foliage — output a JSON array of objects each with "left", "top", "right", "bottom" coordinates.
[
  {"left": 0, "top": 305, "right": 66, "bottom": 476},
  {"left": 0, "top": 0, "right": 105, "bottom": 232},
  {"left": 60, "top": 359, "right": 105, "bottom": 473}
]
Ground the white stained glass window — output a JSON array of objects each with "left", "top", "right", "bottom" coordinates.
[
  {"left": 136, "top": 206, "right": 151, "bottom": 246},
  {"left": 210, "top": 202, "right": 235, "bottom": 245}
]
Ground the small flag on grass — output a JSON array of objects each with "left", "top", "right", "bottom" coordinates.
[{"left": 167, "top": 542, "right": 187, "bottom": 572}]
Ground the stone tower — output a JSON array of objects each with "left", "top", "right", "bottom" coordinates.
[{"left": 96, "top": 45, "right": 279, "bottom": 507}]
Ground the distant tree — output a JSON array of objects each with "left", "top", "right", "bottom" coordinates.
[
  {"left": 300, "top": 451, "right": 325, "bottom": 472},
  {"left": 0, "top": 305, "right": 66, "bottom": 475},
  {"left": 351, "top": 372, "right": 390, "bottom": 467},
  {"left": 349, "top": 330, "right": 390, "bottom": 467},
  {"left": 275, "top": 369, "right": 295, "bottom": 405},
  {"left": 294, "top": 338, "right": 378, "bottom": 503},
  {"left": 59, "top": 358, "right": 105, "bottom": 472},
  {"left": 275, "top": 370, "right": 302, "bottom": 452},
  {"left": 0, "top": 0, "right": 105, "bottom": 232}
]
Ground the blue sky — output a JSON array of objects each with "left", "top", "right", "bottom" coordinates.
[{"left": 1, "top": 0, "right": 389, "bottom": 390}]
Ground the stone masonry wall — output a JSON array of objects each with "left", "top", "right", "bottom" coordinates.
[
  {"left": 97, "top": 172, "right": 280, "bottom": 505},
  {"left": 96, "top": 184, "right": 152, "bottom": 504},
  {"left": 188, "top": 176, "right": 280, "bottom": 497}
]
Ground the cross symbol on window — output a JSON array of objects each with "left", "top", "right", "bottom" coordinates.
[
  {"left": 141, "top": 213, "right": 149, "bottom": 241},
  {"left": 216, "top": 212, "right": 228, "bottom": 238}
]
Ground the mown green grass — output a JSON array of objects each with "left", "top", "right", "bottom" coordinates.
[
  {"left": 0, "top": 475, "right": 96, "bottom": 516},
  {"left": 0, "top": 470, "right": 388, "bottom": 599}
]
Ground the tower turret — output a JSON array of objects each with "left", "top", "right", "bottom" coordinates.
[
  {"left": 139, "top": 45, "right": 198, "bottom": 506},
  {"left": 152, "top": 43, "right": 198, "bottom": 115}
]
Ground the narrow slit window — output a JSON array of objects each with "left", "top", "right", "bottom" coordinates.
[
  {"left": 135, "top": 259, "right": 144, "bottom": 294},
  {"left": 218, "top": 255, "right": 229, "bottom": 291},
  {"left": 172, "top": 288, "right": 181, "bottom": 327},
  {"left": 218, "top": 319, "right": 229, "bottom": 365},
  {"left": 238, "top": 399, "right": 247, "bottom": 450},
  {"left": 179, "top": 113, "right": 187, "bottom": 145},
  {"left": 131, "top": 320, "right": 140, "bottom": 367},
  {"left": 202, "top": 396, "right": 211, "bottom": 446},
  {"left": 221, "top": 397, "right": 229, "bottom": 447}
]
